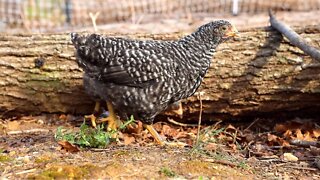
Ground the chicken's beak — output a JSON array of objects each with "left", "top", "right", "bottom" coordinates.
[{"left": 224, "top": 25, "right": 240, "bottom": 38}]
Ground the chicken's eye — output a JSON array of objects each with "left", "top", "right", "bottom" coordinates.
[{"left": 221, "top": 26, "right": 227, "bottom": 31}]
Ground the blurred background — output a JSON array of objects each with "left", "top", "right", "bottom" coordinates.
[{"left": 0, "top": 0, "right": 320, "bottom": 34}]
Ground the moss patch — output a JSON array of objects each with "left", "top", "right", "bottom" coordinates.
[
  {"left": 159, "top": 166, "right": 176, "bottom": 177},
  {"left": 0, "top": 154, "right": 12, "bottom": 162},
  {"left": 176, "top": 160, "right": 215, "bottom": 175},
  {"left": 104, "top": 162, "right": 130, "bottom": 177},
  {"left": 29, "top": 164, "right": 96, "bottom": 180},
  {"left": 34, "top": 155, "right": 55, "bottom": 164}
]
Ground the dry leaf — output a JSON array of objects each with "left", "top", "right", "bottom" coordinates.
[
  {"left": 283, "top": 130, "right": 292, "bottom": 139},
  {"left": 7, "top": 121, "right": 21, "bottom": 131},
  {"left": 186, "top": 138, "right": 193, "bottom": 146},
  {"left": 228, "top": 143, "right": 238, "bottom": 151},
  {"left": 225, "top": 124, "right": 236, "bottom": 133},
  {"left": 278, "top": 138, "right": 290, "bottom": 147},
  {"left": 175, "top": 131, "right": 189, "bottom": 139},
  {"left": 123, "top": 134, "right": 135, "bottom": 145},
  {"left": 312, "top": 129, "right": 320, "bottom": 138},
  {"left": 59, "top": 114, "right": 67, "bottom": 121},
  {"left": 126, "top": 121, "right": 143, "bottom": 134},
  {"left": 303, "top": 131, "right": 314, "bottom": 141},
  {"left": 274, "top": 124, "right": 287, "bottom": 133},
  {"left": 287, "top": 120, "right": 303, "bottom": 128},
  {"left": 283, "top": 173, "right": 291, "bottom": 180},
  {"left": 243, "top": 133, "right": 255, "bottom": 142},
  {"left": 161, "top": 124, "right": 178, "bottom": 137},
  {"left": 283, "top": 153, "right": 298, "bottom": 162},
  {"left": 153, "top": 122, "right": 162, "bottom": 132},
  {"left": 293, "top": 151, "right": 305, "bottom": 160},
  {"left": 204, "top": 143, "right": 217, "bottom": 151},
  {"left": 267, "top": 133, "right": 290, "bottom": 147},
  {"left": 58, "top": 140, "right": 80, "bottom": 153},
  {"left": 315, "top": 158, "right": 320, "bottom": 170},
  {"left": 310, "top": 146, "right": 320, "bottom": 156},
  {"left": 274, "top": 121, "right": 306, "bottom": 133},
  {"left": 295, "top": 129, "right": 304, "bottom": 140},
  {"left": 217, "top": 133, "right": 226, "bottom": 140},
  {"left": 267, "top": 133, "right": 278, "bottom": 142}
]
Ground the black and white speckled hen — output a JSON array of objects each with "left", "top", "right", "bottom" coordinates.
[{"left": 71, "top": 20, "right": 238, "bottom": 145}]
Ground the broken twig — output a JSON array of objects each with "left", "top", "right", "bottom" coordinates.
[
  {"left": 89, "top": 12, "right": 100, "bottom": 32},
  {"left": 284, "top": 165, "right": 318, "bottom": 171},
  {"left": 195, "top": 92, "right": 204, "bottom": 146},
  {"left": 269, "top": 10, "right": 320, "bottom": 62},
  {"left": 167, "top": 118, "right": 198, "bottom": 127},
  {"left": 289, "top": 139, "right": 320, "bottom": 148},
  {"left": 7, "top": 128, "right": 50, "bottom": 135},
  {"left": 244, "top": 118, "right": 260, "bottom": 131},
  {"left": 204, "top": 159, "right": 237, "bottom": 167},
  {"left": 15, "top": 168, "right": 37, "bottom": 175}
]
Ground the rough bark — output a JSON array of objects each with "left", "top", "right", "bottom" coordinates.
[{"left": 0, "top": 26, "right": 320, "bottom": 120}]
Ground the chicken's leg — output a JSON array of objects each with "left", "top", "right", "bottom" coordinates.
[
  {"left": 144, "top": 124, "right": 165, "bottom": 146},
  {"left": 144, "top": 124, "right": 187, "bottom": 147},
  {"left": 100, "top": 101, "right": 122, "bottom": 131},
  {"left": 84, "top": 101, "right": 100, "bottom": 128}
]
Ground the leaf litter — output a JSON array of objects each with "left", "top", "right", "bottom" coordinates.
[{"left": 0, "top": 114, "right": 319, "bottom": 179}]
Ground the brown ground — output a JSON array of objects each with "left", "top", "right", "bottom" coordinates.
[{"left": 0, "top": 114, "right": 319, "bottom": 179}]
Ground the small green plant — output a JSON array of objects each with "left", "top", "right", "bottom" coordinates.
[
  {"left": 210, "top": 127, "right": 225, "bottom": 137},
  {"left": 159, "top": 167, "right": 176, "bottom": 177},
  {"left": 237, "top": 160, "right": 248, "bottom": 169},
  {"left": 55, "top": 115, "right": 135, "bottom": 148},
  {"left": 190, "top": 127, "right": 225, "bottom": 154}
]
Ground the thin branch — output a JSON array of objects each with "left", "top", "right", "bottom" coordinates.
[
  {"left": 195, "top": 92, "right": 204, "bottom": 145},
  {"left": 204, "top": 159, "right": 237, "bottom": 167},
  {"left": 269, "top": 10, "right": 320, "bottom": 62},
  {"left": 89, "top": 12, "right": 100, "bottom": 32},
  {"left": 244, "top": 118, "right": 260, "bottom": 131},
  {"left": 167, "top": 118, "right": 198, "bottom": 127},
  {"left": 284, "top": 165, "right": 318, "bottom": 171},
  {"left": 130, "top": 0, "right": 136, "bottom": 24},
  {"left": 289, "top": 139, "right": 320, "bottom": 148},
  {"left": 7, "top": 128, "right": 50, "bottom": 135},
  {"left": 15, "top": 168, "right": 37, "bottom": 175}
]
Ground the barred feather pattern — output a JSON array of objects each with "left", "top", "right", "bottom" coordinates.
[{"left": 71, "top": 20, "right": 233, "bottom": 124}]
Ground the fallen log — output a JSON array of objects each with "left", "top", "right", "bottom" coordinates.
[{"left": 0, "top": 26, "right": 320, "bottom": 121}]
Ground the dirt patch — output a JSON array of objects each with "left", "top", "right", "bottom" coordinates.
[
  {"left": 0, "top": 115, "right": 319, "bottom": 179},
  {"left": 0, "top": 134, "right": 249, "bottom": 179}
]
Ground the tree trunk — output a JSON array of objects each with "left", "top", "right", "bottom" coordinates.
[{"left": 0, "top": 26, "right": 320, "bottom": 120}]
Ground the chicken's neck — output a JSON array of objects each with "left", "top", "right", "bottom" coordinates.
[
  {"left": 178, "top": 30, "right": 222, "bottom": 54},
  {"left": 178, "top": 31, "right": 221, "bottom": 77}
]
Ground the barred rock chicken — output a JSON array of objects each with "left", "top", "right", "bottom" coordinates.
[{"left": 71, "top": 20, "right": 238, "bottom": 145}]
